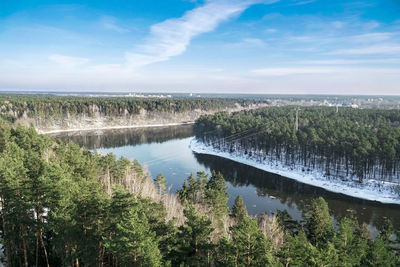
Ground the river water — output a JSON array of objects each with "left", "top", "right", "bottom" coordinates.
[{"left": 52, "top": 125, "right": 400, "bottom": 231}]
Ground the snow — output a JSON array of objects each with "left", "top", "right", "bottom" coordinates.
[
  {"left": 38, "top": 122, "right": 195, "bottom": 134},
  {"left": 189, "top": 138, "right": 400, "bottom": 205}
]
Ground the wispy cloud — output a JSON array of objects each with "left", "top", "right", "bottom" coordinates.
[
  {"left": 349, "top": 32, "right": 393, "bottom": 43},
  {"left": 251, "top": 67, "right": 335, "bottom": 76},
  {"left": 251, "top": 66, "right": 400, "bottom": 76},
  {"left": 101, "top": 16, "right": 129, "bottom": 33},
  {"left": 291, "top": 0, "right": 316, "bottom": 6},
  {"left": 328, "top": 44, "right": 400, "bottom": 55},
  {"left": 291, "top": 58, "right": 400, "bottom": 65},
  {"left": 125, "top": 0, "right": 275, "bottom": 68},
  {"left": 49, "top": 54, "right": 89, "bottom": 69}
]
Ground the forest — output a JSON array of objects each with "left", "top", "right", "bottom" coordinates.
[
  {"left": 0, "top": 94, "right": 260, "bottom": 122},
  {"left": 0, "top": 118, "right": 399, "bottom": 266},
  {"left": 194, "top": 106, "right": 400, "bottom": 184}
]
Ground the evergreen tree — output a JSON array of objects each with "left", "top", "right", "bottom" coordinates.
[
  {"left": 205, "top": 171, "right": 229, "bottom": 229},
  {"left": 333, "top": 217, "right": 368, "bottom": 266},
  {"left": 173, "top": 204, "right": 214, "bottom": 266},
  {"left": 279, "top": 231, "right": 318, "bottom": 267},
  {"left": 103, "top": 188, "right": 162, "bottom": 266},
  {"left": 305, "top": 197, "right": 334, "bottom": 245},
  {"left": 155, "top": 173, "right": 167, "bottom": 196},
  {"left": 232, "top": 195, "right": 247, "bottom": 221},
  {"left": 362, "top": 236, "right": 397, "bottom": 266},
  {"left": 230, "top": 215, "right": 276, "bottom": 266}
]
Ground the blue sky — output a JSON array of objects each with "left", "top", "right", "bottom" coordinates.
[{"left": 0, "top": 0, "right": 399, "bottom": 94}]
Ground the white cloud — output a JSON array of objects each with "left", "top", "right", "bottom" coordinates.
[
  {"left": 101, "top": 16, "right": 129, "bottom": 33},
  {"left": 242, "top": 38, "right": 266, "bottom": 46},
  {"left": 331, "top": 21, "right": 346, "bottom": 29},
  {"left": 251, "top": 67, "right": 335, "bottom": 76},
  {"left": 251, "top": 67, "right": 400, "bottom": 76},
  {"left": 125, "top": 0, "right": 273, "bottom": 68},
  {"left": 292, "top": 0, "right": 316, "bottom": 5},
  {"left": 349, "top": 32, "right": 393, "bottom": 43},
  {"left": 328, "top": 44, "right": 400, "bottom": 55},
  {"left": 49, "top": 54, "right": 89, "bottom": 68},
  {"left": 292, "top": 58, "right": 400, "bottom": 65}
]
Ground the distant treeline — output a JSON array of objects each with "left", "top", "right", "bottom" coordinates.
[
  {"left": 194, "top": 106, "right": 400, "bottom": 182},
  {"left": 0, "top": 94, "right": 260, "bottom": 121},
  {"left": 0, "top": 119, "right": 399, "bottom": 266}
]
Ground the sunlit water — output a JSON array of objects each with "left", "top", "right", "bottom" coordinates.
[{"left": 52, "top": 125, "right": 400, "bottom": 232}]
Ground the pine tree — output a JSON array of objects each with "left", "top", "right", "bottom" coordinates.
[
  {"left": 173, "top": 204, "right": 214, "bottom": 266},
  {"left": 230, "top": 215, "right": 276, "bottom": 266},
  {"left": 232, "top": 195, "right": 247, "bottom": 221},
  {"left": 279, "top": 231, "right": 318, "bottom": 267},
  {"left": 362, "top": 236, "right": 397, "bottom": 266},
  {"left": 103, "top": 188, "right": 162, "bottom": 266},
  {"left": 305, "top": 197, "right": 334, "bottom": 245},
  {"left": 155, "top": 173, "right": 167, "bottom": 197},
  {"left": 333, "top": 217, "right": 368, "bottom": 266},
  {"left": 205, "top": 171, "right": 229, "bottom": 229}
]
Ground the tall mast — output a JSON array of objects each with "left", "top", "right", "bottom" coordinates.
[{"left": 295, "top": 107, "right": 300, "bottom": 131}]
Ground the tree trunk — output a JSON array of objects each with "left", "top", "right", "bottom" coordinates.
[
  {"left": 40, "top": 227, "right": 50, "bottom": 267},
  {"left": 22, "top": 230, "right": 29, "bottom": 267}
]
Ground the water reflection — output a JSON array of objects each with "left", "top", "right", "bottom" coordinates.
[
  {"left": 193, "top": 153, "right": 400, "bottom": 229},
  {"left": 52, "top": 125, "right": 400, "bottom": 230},
  {"left": 51, "top": 125, "right": 194, "bottom": 149}
]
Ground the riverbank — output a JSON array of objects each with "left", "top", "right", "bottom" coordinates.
[
  {"left": 38, "top": 122, "right": 195, "bottom": 134},
  {"left": 189, "top": 138, "right": 400, "bottom": 205}
]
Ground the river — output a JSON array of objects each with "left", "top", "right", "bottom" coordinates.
[{"left": 51, "top": 124, "right": 400, "bottom": 232}]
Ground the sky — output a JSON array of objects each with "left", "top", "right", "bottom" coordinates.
[{"left": 0, "top": 0, "right": 399, "bottom": 95}]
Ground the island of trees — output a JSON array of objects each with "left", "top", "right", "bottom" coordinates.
[
  {"left": 0, "top": 118, "right": 399, "bottom": 266},
  {"left": 194, "top": 106, "right": 400, "bottom": 185}
]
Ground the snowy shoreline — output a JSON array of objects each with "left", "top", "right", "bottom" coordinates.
[
  {"left": 189, "top": 138, "right": 400, "bottom": 205},
  {"left": 37, "top": 122, "right": 195, "bottom": 134}
]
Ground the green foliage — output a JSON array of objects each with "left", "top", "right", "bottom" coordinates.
[
  {"left": 155, "top": 173, "right": 168, "bottom": 196},
  {"left": 0, "top": 119, "right": 399, "bottom": 266},
  {"left": 279, "top": 231, "right": 319, "bottom": 266},
  {"left": 230, "top": 215, "right": 277, "bottom": 266},
  {"left": 103, "top": 188, "right": 162, "bottom": 266},
  {"left": 0, "top": 94, "right": 259, "bottom": 121},
  {"left": 362, "top": 236, "right": 397, "bottom": 266},
  {"left": 172, "top": 204, "right": 214, "bottom": 266},
  {"left": 232, "top": 195, "right": 248, "bottom": 221},
  {"left": 333, "top": 217, "right": 369, "bottom": 266},
  {"left": 305, "top": 197, "right": 334, "bottom": 245},
  {"left": 205, "top": 171, "right": 229, "bottom": 227},
  {"left": 194, "top": 106, "right": 400, "bottom": 181}
]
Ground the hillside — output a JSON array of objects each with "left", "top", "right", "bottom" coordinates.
[{"left": 0, "top": 94, "right": 264, "bottom": 133}]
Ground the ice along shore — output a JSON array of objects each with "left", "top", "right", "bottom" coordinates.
[{"left": 189, "top": 138, "right": 400, "bottom": 205}]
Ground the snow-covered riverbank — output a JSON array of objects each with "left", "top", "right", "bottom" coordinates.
[
  {"left": 189, "top": 138, "right": 400, "bottom": 205},
  {"left": 38, "top": 122, "right": 195, "bottom": 134}
]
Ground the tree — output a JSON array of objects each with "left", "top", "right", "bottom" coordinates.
[
  {"left": 231, "top": 195, "right": 247, "bottom": 221},
  {"left": 173, "top": 204, "right": 214, "bottom": 266},
  {"left": 305, "top": 197, "right": 334, "bottom": 246},
  {"left": 362, "top": 236, "right": 397, "bottom": 266},
  {"left": 279, "top": 231, "right": 318, "bottom": 267},
  {"left": 205, "top": 171, "right": 229, "bottom": 229},
  {"left": 103, "top": 188, "right": 162, "bottom": 266},
  {"left": 230, "top": 215, "right": 276, "bottom": 266},
  {"left": 155, "top": 173, "right": 167, "bottom": 197}
]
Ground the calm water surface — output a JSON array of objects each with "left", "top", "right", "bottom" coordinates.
[{"left": 52, "top": 125, "right": 400, "bottom": 231}]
